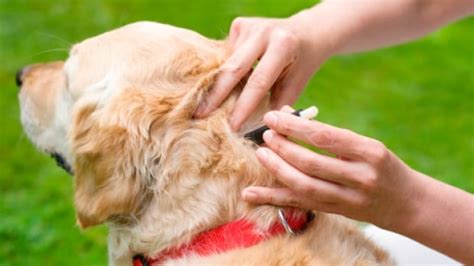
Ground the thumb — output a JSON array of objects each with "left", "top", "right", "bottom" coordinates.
[{"left": 242, "top": 186, "right": 300, "bottom": 207}]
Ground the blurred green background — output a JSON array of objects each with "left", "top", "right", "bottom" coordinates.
[{"left": 0, "top": 0, "right": 472, "bottom": 264}]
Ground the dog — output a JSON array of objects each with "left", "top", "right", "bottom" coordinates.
[{"left": 17, "top": 21, "right": 392, "bottom": 265}]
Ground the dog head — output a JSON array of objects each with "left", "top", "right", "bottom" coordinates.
[{"left": 18, "top": 22, "right": 271, "bottom": 229}]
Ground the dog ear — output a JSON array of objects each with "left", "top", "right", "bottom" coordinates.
[
  {"left": 69, "top": 50, "right": 222, "bottom": 228},
  {"left": 70, "top": 104, "right": 137, "bottom": 228},
  {"left": 70, "top": 95, "right": 174, "bottom": 228}
]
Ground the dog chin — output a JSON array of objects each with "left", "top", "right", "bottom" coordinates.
[{"left": 20, "top": 112, "right": 71, "bottom": 171}]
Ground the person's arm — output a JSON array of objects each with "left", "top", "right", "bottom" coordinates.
[
  {"left": 405, "top": 171, "right": 474, "bottom": 264},
  {"left": 194, "top": 0, "right": 474, "bottom": 130},
  {"left": 241, "top": 109, "right": 474, "bottom": 264},
  {"left": 293, "top": 0, "right": 474, "bottom": 55}
]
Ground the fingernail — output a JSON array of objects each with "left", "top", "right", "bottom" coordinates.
[
  {"left": 264, "top": 112, "right": 277, "bottom": 126},
  {"left": 242, "top": 189, "right": 257, "bottom": 200},
  {"left": 256, "top": 148, "right": 269, "bottom": 160},
  {"left": 263, "top": 130, "right": 273, "bottom": 142},
  {"left": 281, "top": 105, "right": 294, "bottom": 113}
]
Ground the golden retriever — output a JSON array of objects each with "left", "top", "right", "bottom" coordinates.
[{"left": 18, "top": 22, "right": 392, "bottom": 265}]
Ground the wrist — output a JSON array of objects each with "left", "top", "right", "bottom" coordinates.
[
  {"left": 387, "top": 168, "right": 432, "bottom": 236},
  {"left": 394, "top": 169, "right": 463, "bottom": 237},
  {"left": 368, "top": 165, "right": 428, "bottom": 235},
  {"left": 286, "top": 4, "right": 340, "bottom": 63},
  {"left": 287, "top": 1, "right": 363, "bottom": 58},
  {"left": 391, "top": 170, "right": 474, "bottom": 263}
]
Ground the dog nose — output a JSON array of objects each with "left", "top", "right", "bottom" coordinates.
[{"left": 15, "top": 68, "right": 25, "bottom": 87}]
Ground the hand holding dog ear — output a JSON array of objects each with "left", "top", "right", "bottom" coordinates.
[
  {"left": 194, "top": 16, "right": 329, "bottom": 130},
  {"left": 194, "top": 0, "right": 474, "bottom": 131}
]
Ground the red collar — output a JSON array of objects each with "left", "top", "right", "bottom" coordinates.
[{"left": 133, "top": 209, "right": 314, "bottom": 266}]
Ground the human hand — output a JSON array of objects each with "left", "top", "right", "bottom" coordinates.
[
  {"left": 241, "top": 109, "right": 423, "bottom": 231},
  {"left": 194, "top": 0, "right": 474, "bottom": 130},
  {"left": 194, "top": 15, "right": 333, "bottom": 130}
]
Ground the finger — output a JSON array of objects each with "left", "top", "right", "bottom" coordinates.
[
  {"left": 228, "top": 17, "right": 251, "bottom": 48},
  {"left": 242, "top": 186, "right": 301, "bottom": 207},
  {"left": 194, "top": 36, "right": 266, "bottom": 118},
  {"left": 255, "top": 147, "right": 345, "bottom": 203},
  {"left": 228, "top": 19, "right": 242, "bottom": 46},
  {"left": 242, "top": 186, "right": 334, "bottom": 211},
  {"left": 229, "top": 38, "right": 297, "bottom": 130},
  {"left": 230, "top": 32, "right": 247, "bottom": 51},
  {"left": 262, "top": 130, "right": 366, "bottom": 187},
  {"left": 263, "top": 111, "right": 374, "bottom": 161}
]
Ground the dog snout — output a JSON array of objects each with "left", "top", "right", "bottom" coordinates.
[{"left": 15, "top": 66, "right": 33, "bottom": 88}]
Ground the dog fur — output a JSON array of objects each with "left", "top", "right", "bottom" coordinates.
[{"left": 18, "top": 22, "right": 392, "bottom": 265}]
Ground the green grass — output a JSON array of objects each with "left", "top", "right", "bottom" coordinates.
[{"left": 0, "top": 0, "right": 472, "bottom": 264}]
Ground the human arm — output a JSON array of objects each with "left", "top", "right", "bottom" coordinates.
[
  {"left": 194, "top": 0, "right": 474, "bottom": 130},
  {"left": 241, "top": 110, "right": 474, "bottom": 264},
  {"left": 292, "top": 0, "right": 474, "bottom": 55}
]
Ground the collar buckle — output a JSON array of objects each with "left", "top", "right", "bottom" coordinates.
[
  {"left": 277, "top": 208, "right": 315, "bottom": 236},
  {"left": 278, "top": 208, "right": 296, "bottom": 236}
]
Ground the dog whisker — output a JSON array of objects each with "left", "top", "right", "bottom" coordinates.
[
  {"left": 29, "top": 48, "right": 70, "bottom": 59},
  {"left": 14, "top": 132, "right": 27, "bottom": 148},
  {"left": 28, "top": 49, "right": 70, "bottom": 60},
  {"left": 37, "top": 31, "right": 73, "bottom": 46}
]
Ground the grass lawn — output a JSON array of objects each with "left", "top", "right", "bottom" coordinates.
[{"left": 0, "top": 0, "right": 472, "bottom": 264}]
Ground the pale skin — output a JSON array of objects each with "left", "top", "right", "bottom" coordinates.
[{"left": 194, "top": 0, "right": 474, "bottom": 263}]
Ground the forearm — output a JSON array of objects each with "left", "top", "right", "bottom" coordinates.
[
  {"left": 396, "top": 170, "right": 474, "bottom": 264},
  {"left": 289, "top": 0, "right": 474, "bottom": 55}
]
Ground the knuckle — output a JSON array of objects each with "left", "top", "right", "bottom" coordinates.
[
  {"left": 255, "top": 20, "right": 273, "bottom": 34},
  {"left": 335, "top": 167, "right": 356, "bottom": 181},
  {"left": 267, "top": 194, "right": 277, "bottom": 204},
  {"left": 267, "top": 159, "right": 284, "bottom": 177},
  {"left": 360, "top": 170, "right": 378, "bottom": 191},
  {"left": 278, "top": 118, "right": 294, "bottom": 134},
  {"left": 248, "top": 71, "right": 271, "bottom": 92},
  {"left": 308, "top": 128, "right": 334, "bottom": 147},
  {"left": 271, "top": 135, "right": 285, "bottom": 154},
  {"left": 237, "top": 20, "right": 270, "bottom": 37},
  {"left": 354, "top": 195, "right": 373, "bottom": 209},
  {"left": 367, "top": 140, "right": 390, "bottom": 166},
  {"left": 231, "top": 17, "right": 247, "bottom": 30},
  {"left": 285, "top": 196, "right": 302, "bottom": 208},
  {"left": 272, "top": 29, "right": 299, "bottom": 50},
  {"left": 300, "top": 156, "right": 322, "bottom": 175},
  {"left": 294, "top": 180, "right": 315, "bottom": 195},
  {"left": 221, "top": 62, "right": 247, "bottom": 76}
]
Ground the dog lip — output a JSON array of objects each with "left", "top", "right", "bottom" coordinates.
[
  {"left": 15, "top": 68, "right": 24, "bottom": 87},
  {"left": 49, "top": 152, "right": 74, "bottom": 175}
]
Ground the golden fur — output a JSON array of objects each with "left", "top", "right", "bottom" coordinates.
[{"left": 18, "top": 22, "right": 392, "bottom": 265}]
